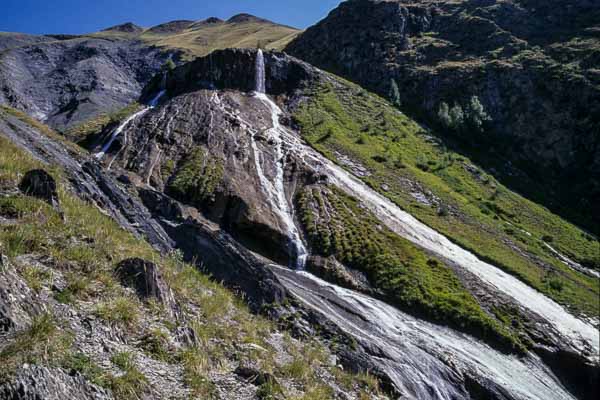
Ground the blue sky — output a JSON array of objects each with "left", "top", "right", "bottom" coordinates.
[{"left": 0, "top": 0, "right": 342, "bottom": 34}]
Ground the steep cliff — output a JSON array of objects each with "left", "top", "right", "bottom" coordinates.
[{"left": 286, "top": 0, "right": 600, "bottom": 234}]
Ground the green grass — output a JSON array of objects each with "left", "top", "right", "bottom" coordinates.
[
  {"left": 299, "top": 185, "right": 522, "bottom": 351},
  {"left": 63, "top": 102, "right": 142, "bottom": 142},
  {"left": 293, "top": 79, "right": 600, "bottom": 319},
  {"left": 167, "top": 147, "right": 223, "bottom": 207},
  {"left": 0, "top": 313, "right": 73, "bottom": 382},
  {"left": 0, "top": 126, "right": 386, "bottom": 398},
  {"left": 108, "top": 352, "right": 150, "bottom": 400}
]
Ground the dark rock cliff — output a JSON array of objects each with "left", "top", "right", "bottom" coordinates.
[
  {"left": 286, "top": 0, "right": 600, "bottom": 234},
  {"left": 142, "top": 48, "right": 317, "bottom": 100}
]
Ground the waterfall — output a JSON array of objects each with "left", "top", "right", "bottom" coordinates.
[
  {"left": 252, "top": 49, "right": 308, "bottom": 269},
  {"left": 251, "top": 88, "right": 599, "bottom": 356},
  {"left": 273, "top": 266, "right": 578, "bottom": 400},
  {"left": 255, "top": 49, "right": 266, "bottom": 93},
  {"left": 95, "top": 88, "right": 165, "bottom": 160}
]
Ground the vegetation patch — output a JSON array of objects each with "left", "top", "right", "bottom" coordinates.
[
  {"left": 167, "top": 147, "right": 223, "bottom": 207},
  {"left": 63, "top": 102, "right": 143, "bottom": 143},
  {"left": 293, "top": 80, "right": 599, "bottom": 319},
  {"left": 0, "top": 313, "right": 73, "bottom": 382},
  {"left": 299, "top": 185, "right": 522, "bottom": 351}
]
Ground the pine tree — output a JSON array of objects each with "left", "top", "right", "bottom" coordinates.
[
  {"left": 389, "top": 79, "right": 401, "bottom": 107},
  {"left": 466, "top": 95, "right": 491, "bottom": 131}
]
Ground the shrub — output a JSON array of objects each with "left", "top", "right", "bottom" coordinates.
[{"left": 388, "top": 78, "right": 401, "bottom": 107}]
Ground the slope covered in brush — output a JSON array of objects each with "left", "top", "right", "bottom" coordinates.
[{"left": 286, "top": 0, "right": 600, "bottom": 235}]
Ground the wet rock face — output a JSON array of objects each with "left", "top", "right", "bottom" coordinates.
[
  {"left": 19, "top": 169, "right": 59, "bottom": 208},
  {"left": 143, "top": 48, "right": 317, "bottom": 100},
  {"left": 0, "top": 366, "right": 112, "bottom": 400},
  {"left": 286, "top": 0, "right": 600, "bottom": 233},
  {"left": 110, "top": 88, "right": 315, "bottom": 266}
]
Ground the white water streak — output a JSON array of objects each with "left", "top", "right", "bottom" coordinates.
[
  {"left": 253, "top": 50, "right": 308, "bottom": 269},
  {"left": 251, "top": 85, "right": 598, "bottom": 356},
  {"left": 274, "top": 266, "right": 577, "bottom": 400},
  {"left": 95, "top": 90, "right": 166, "bottom": 160}
]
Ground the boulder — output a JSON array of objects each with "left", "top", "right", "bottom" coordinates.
[
  {"left": 114, "top": 258, "right": 177, "bottom": 315},
  {"left": 19, "top": 169, "right": 60, "bottom": 209},
  {"left": 0, "top": 366, "right": 112, "bottom": 400}
]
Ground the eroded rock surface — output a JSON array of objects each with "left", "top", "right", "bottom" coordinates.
[{"left": 0, "top": 366, "right": 112, "bottom": 400}]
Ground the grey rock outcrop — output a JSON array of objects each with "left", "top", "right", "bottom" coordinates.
[
  {"left": 0, "top": 366, "right": 112, "bottom": 400},
  {"left": 0, "top": 36, "right": 171, "bottom": 131},
  {"left": 143, "top": 48, "right": 317, "bottom": 100},
  {"left": 115, "top": 258, "right": 176, "bottom": 310}
]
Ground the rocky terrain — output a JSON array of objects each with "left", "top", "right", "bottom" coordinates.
[
  {"left": 0, "top": 15, "right": 299, "bottom": 133},
  {"left": 286, "top": 0, "right": 600, "bottom": 234},
  {"left": 0, "top": 7, "right": 598, "bottom": 400}
]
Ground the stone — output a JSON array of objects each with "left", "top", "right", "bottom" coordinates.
[
  {"left": 114, "top": 258, "right": 176, "bottom": 312},
  {"left": 0, "top": 366, "right": 112, "bottom": 400},
  {"left": 19, "top": 169, "right": 59, "bottom": 209},
  {"left": 234, "top": 366, "right": 278, "bottom": 386}
]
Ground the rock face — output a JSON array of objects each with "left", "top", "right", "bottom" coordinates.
[
  {"left": 0, "top": 36, "right": 170, "bottom": 130},
  {"left": 286, "top": 0, "right": 600, "bottom": 233},
  {"left": 143, "top": 48, "right": 317, "bottom": 100},
  {"left": 115, "top": 258, "right": 176, "bottom": 307},
  {"left": 117, "top": 50, "right": 319, "bottom": 265},
  {"left": 19, "top": 169, "right": 60, "bottom": 209},
  {"left": 0, "top": 366, "right": 112, "bottom": 400},
  {"left": 0, "top": 254, "right": 41, "bottom": 333}
]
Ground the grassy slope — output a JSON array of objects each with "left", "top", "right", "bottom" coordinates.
[
  {"left": 62, "top": 102, "right": 143, "bottom": 143},
  {"left": 92, "top": 20, "right": 300, "bottom": 61},
  {"left": 299, "top": 185, "right": 523, "bottom": 351},
  {"left": 293, "top": 78, "right": 599, "bottom": 319},
  {"left": 0, "top": 128, "right": 379, "bottom": 398}
]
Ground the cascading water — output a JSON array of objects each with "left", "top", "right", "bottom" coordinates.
[
  {"left": 252, "top": 49, "right": 308, "bottom": 269},
  {"left": 262, "top": 106, "right": 599, "bottom": 358},
  {"left": 250, "top": 49, "right": 597, "bottom": 357},
  {"left": 95, "top": 82, "right": 166, "bottom": 160},
  {"left": 272, "top": 266, "right": 578, "bottom": 400}
]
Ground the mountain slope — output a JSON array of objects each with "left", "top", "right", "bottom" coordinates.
[
  {"left": 0, "top": 106, "right": 384, "bottom": 400},
  {"left": 0, "top": 15, "right": 300, "bottom": 133},
  {"left": 285, "top": 0, "right": 600, "bottom": 235},
  {"left": 0, "top": 16, "right": 598, "bottom": 399},
  {"left": 74, "top": 48, "right": 597, "bottom": 398}
]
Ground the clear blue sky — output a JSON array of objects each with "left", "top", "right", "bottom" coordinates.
[{"left": 1, "top": 0, "right": 342, "bottom": 34}]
